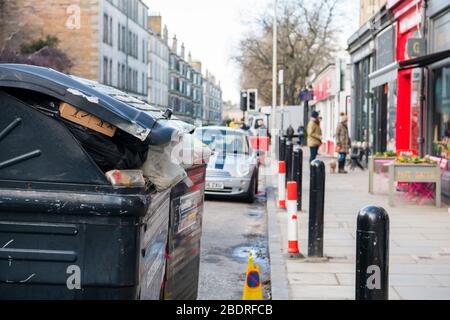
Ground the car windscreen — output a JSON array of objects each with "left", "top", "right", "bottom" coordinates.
[{"left": 195, "top": 129, "right": 248, "bottom": 155}]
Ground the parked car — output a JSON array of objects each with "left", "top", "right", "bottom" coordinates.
[{"left": 194, "top": 126, "right": 259, "bottom": 203}]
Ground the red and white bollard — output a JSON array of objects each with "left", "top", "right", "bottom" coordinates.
[
  {"left": 287, "top": 181, "right": 300, "bottom": 256},
  {"left": 278, "top": 161, "right": 286, "bottom": 209}
]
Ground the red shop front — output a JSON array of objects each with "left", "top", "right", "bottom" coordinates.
[{"left": 388, "top": 0, "right": 423, "bottom": 153}]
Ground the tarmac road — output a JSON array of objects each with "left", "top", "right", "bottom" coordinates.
[{"left": 197, "top": 181, "right": 270, "bottom": 300}]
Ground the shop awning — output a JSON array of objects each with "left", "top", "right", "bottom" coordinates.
[
  {"left": 399, "top": 50, "right": 450, "bottom": 70},
  {"left": 369, "top": 62, "right": 399, "bottom": 89}
]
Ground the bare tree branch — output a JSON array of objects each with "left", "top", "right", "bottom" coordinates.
[{"left": 233, "top": 0, "right": 340, "bottom": 105}]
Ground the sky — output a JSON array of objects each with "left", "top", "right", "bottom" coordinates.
[{"left": 144, "top": 0, "right": 360, "bottom": 104}]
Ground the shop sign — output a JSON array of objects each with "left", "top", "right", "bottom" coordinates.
[
  {"left": 313, "top": 73, "right": 332, "bottom": 102},
  {"left": 376, "top": 26, "right": 396, "bottom": 70},
  {"left": 407, "top": 38, "right": 426, "bottom": 58},
  {"left": 399, "top": 11, "right": 422, "bottom": 34}
]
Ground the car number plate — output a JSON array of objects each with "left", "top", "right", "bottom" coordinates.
[{"left": 206, "top": 182, "right": 224, "bottom": 190}]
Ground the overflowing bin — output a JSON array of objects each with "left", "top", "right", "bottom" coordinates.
[
  {"left": 163, "top": 164, "right": 206, "bottom": 300},
  {"left": 0, "top": 64, "right": 206, "bottom": 300}
]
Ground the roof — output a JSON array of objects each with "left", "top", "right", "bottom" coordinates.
[{"left": 0, "top": 64, "right": 192, "bottom": 145}]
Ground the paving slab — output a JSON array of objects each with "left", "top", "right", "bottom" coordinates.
[{"left": 267, "top": 150, "right": 450, "bottom": 300}]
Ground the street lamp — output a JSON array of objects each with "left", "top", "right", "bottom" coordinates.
[{"left": 272, "top": 0, "right": 277, "bottom": 131}]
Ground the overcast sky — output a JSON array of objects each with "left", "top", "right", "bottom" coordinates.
[{"left": 144, "top": 0, "right": 360, "bottom": 104}]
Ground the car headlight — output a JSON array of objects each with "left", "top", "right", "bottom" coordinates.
[{"left": 234, "top": 163, "right": 251, "bottom": 178}]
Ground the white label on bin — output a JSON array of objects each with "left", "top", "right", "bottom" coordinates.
[
  {"left": 366, "top": 265, "right": 381, "bottom": 290},
  {"left": 66, "top": 265, "right": 81, "bottom": 290}
]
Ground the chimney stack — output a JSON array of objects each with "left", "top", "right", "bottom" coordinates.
[
  {"left": 172, "top": 35, "right": 178, "bottom": 53},
  {"left": 163, "top": 25, "right": 168, "bottom": 44},
  {"left": 181, "top": 43, "right": 185, "bottom": 59},
  {"left": 188, "top": 52, "right": 192, "bottom": 64}
]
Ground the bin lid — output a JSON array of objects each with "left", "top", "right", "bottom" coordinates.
[{"left": 0, "top": 64, "right": 193, "bottom": 144}]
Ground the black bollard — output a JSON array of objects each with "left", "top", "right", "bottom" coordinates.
[
  {"left": 293, "top": 147, "right": 303, "bottom": 211},
  {"left": 279, "top": 137, "right": 286, "bottom": 162},
  {"left": 308, "top": 160, "right": 325, "bottom": 258},
  {"left": 356, "top": 206, "right": 390, "bottom": 300},
  {"left": 285, "top": 141, "right": 294, "bottom": 182}
]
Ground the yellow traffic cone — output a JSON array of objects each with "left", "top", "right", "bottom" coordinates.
[{"left": 242, "top": 253, "right": 263, "bottom": 300}]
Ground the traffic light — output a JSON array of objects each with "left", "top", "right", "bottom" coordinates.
[
  {"left": 248, "top": 90, "right": 257, "bottom": 112},
  {"left": 240, "top": 89, "right": 258, "bottom": 112},
  {"left": 240, "top": 90, "right": 248, "bottom": 111}
]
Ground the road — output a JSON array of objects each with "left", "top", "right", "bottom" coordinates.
[{"left": 198, "top": 181, "right": 270, "bottom": 300}]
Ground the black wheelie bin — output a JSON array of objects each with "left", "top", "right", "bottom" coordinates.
[
  {"left": 0, "top": 64, "right": 193, "bottom": 299},
  {"left": 163, "top": 164, "right": 206, "bottom": 300}
]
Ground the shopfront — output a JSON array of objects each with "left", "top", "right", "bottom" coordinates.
[
  {"left": 397, "top": 0, "right": 450, "bottom": 200},
  {"left": 348, "top": 24, "right": 375, "bottom": 149},
  {"left": 368, "top": 13, "right": 397, "bottom": 153},
  {"left": 388, "top": 0, "right": 423, "bottom": 153},
  {"left": 312, "top": 65, "right": 336, "bottom": 155}
]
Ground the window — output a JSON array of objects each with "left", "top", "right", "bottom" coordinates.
[
  {"left": 118, "top": 62, "right": 121, "bottom": 88},
  {"left": 122, "top": 26, "right": 126, "bottom": 51},
  {"left": 103, "top": 57, "right": 108, "bottom": 84},
  {"left": 109, "top": 58, "right": 112, "bottom": 85},
  {"left": 432, "top": 67, "right": 450, "bottom": 155},
  {"left": 109, "top": 17, "right": 113, "bottom": 45},
  {"left": 103, "top": 14, "right": 109, "bottom": 44},
  {"left": 118, "top": 23, "right": 121, "bottom": 50}
]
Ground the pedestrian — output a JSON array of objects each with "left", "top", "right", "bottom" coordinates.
[
  {"left": 286, "top": 125, "right": 295, "bottom": 141},
  {"left": 335, "top": 113, "right": 351, "bottom": 174},
  {"left": 307, "top": 111, "right": 322, "bottom": 162},
  {"left": 240, "top": 118, "right": 250, "bottom": 131},
  {"left": 297, "top": 125, "right": 306, "bottom": 146}
]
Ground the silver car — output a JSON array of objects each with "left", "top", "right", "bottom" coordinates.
[{"left": 194, "top": 126, "right": 259, "bottom": 203}]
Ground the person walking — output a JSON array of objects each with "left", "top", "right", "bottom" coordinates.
[
  {"left": 335, "top": 113, "right": 351, "bottom": 174},
  {"left": 307, "top": 111, "right": 322, "bottom": 162},
  {"left": 286, "top": 125, "right": 295, "bottom": 142}
]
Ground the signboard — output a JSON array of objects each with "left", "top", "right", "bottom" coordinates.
[
  {"left": 376, "top": 26, "right": 396, "bottom": 70},
  {"left": 394, "top": 165, "right": 439, "bottom": 182},
  {"left": 299, "top": 90, "right": 314, "bottom": 102},
  {"left": 407, "top": 38, "right": 426, "bottom": 58},
  {"left": 313, "top": 73, "right": 331, "bottom": 101},
  {"left": 399, "top": 10, "right": 422, "bottom": 34}
]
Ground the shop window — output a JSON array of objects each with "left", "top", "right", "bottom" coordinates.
[{"left": 433, "top": 67, "right": 450, "bottom": 156}]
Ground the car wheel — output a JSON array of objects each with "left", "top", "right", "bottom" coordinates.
[
  {"left": 254, "top": 167, "right": 259, "bottom": 195},
  {"left": 245, "top": 173, "right": 257, "bottom": 203}
]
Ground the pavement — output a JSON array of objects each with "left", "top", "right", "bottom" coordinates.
[{"left": 266, "top": 147, "right": 450, "bottom": 300}]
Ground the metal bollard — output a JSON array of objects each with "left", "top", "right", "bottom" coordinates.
[
  {"left": 293, "top": 147, "right": 303, "bottom": 211},
  {"left": 278, "top": 161, "right": 287, "bottom": 209},
  {"left": 286, "top": 181, "right": 300, "bottom": 257},
  {"left": 356, "top": 206, "right": 390, "bottom": 300},
  {"left": 285, "top": 141, "right": 294, "bottom": 183},
  {"left": 279, "top": 137, "right": 286, "bottom": 162},
  {"left": 308, "top": 160, "right": 325, "bottom": 258}
]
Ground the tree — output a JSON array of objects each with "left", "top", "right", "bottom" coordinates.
[
  {"left": 0, "top": 35, "right": 72, "bottom": 73},
  {"left": 234, "top": 0, "right": 340, "bottom": 106}
]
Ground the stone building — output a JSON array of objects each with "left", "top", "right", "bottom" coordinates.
[
  {"left": 202, "top": 70, "right": 223, "bottom": 126},
  {"left": 148, "top": 15, "right": 169, "bottom": 109},
  {"left": 0, "top": 0, "right": 149, "bottom": 101},
  {"left": 190, "top": 59, "right": 204, "bottom": 126},
  {"left": 359, "top": 0, "right": 388, "bottom": 26},
  {"left": 168, "top": 37, "right": 201, "bottom": 124}
]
